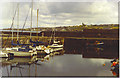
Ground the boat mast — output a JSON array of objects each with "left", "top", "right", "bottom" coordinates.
[
  {"left": 53, "top": 15, "right": 56, "bottom": 41},
  {"left": 12, "top": 4, "right": 17, "bottom": 42},
  {"left": 30, "top": 0, "right": 33, "bottom": 39},
  {"left": 12, "top": 23, "right": 13, "bottom": 41},
  {"left": 17, "top": 3, "right": 19, "bottom": 41},
  {"left": 49, "top": 15, "right": 56, "bottom": 44},
  {"left": 10, "top": 4, "right": 18, "bottom": 47},
  {"left": 37, "top": 9, "right": 39, "bottom": 39}
]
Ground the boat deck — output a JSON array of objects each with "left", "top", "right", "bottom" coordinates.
[{"left": 52, "top": 48, "right": 63, "bottom": 52}]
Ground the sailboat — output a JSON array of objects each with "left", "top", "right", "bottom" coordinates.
[
  {"left": 48, "top": 41, "right": 63, "bottom": 48},
  {"left": 29, "top": 8, "right": 52, "bottom": 54},
  {"left": 3, "top": 3, "right": 37, "bottom": 57},
  {"left": 48, "top": 15, "right": 63, "bottom": 49}
]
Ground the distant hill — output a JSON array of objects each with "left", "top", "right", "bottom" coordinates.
[{"left": 2, "top": 24, "right": 119, "bottom": 32}]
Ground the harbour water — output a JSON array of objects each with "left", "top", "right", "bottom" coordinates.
[
  {"left": 1, "top": 47, "right": 118, "bottom": 77},
  {"left": 1, "top": 1, "right": 119, "bottom": 77}
]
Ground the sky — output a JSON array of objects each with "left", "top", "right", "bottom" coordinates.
[{"left": 0, "top": 0, "right": 119, "bottom": 29}]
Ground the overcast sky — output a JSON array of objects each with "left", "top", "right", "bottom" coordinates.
[{"left": 0, "top": 0, "right": 119, "bottom": 29}]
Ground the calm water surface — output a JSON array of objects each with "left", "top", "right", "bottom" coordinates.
[
  {"left": 1, "top": 55, "right": 115, "bottom": 77},
  {"left": 1, "top": 46, "right": 118, "bottom": 77}
]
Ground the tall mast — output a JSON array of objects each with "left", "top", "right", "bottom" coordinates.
[
  {"left": 11, "top": 3, "right": 18, "bottom": 46},
  {"left": 12, "top": 4, "right": 14, "bottom": 41},
  {"left": 17, "top": 3, "right": 19, "bottom": 41},
  {"left": 30, "top": 0, "right": 33, "bottom": 39},
  {"left": 53, "top": 15, "right": 56, "bottom": 41},
  {"left": 12, "top": 24, "right": 14, "bottom": 41},
  {"left": 37, "top": 9, "right": 39, "bottom": 39}
]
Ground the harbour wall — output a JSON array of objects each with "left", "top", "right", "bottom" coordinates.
[
  {"left": 2, "top": 29, "right": 118, "bottom": 38},
  {"left": 1, "top": 29, "right": 119, "bottom": 49}
]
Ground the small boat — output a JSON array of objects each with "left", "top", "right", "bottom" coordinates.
[
  {"left": 32, "top": 45, "right": 52, "bottom": 54},
  {"left": 3, "top": 3, "right": 38, "bottom": 58},
  {"left": 3, "top": 45, "right": 37, "bottom": 58},
  {"left": 48, "top": 40, "right": 63, "bottom": 54},
  {"left": 48, "top": 43, "right": 63, "bottom": 48},
  {"left": 51, "top": 48, "right": 63, "bottom": 53},
  {"left": 48, "top": 35, "right": 63, "bottom": 48},
  {"left": 6, "top": 50, "right": 37, "bottom": 58},
  {"left": 3, "top": 46, "right": 37, "bottom": 57},
  {"left": 86, "top": 41, "right": 104, "bottom": 47},
  {"left": 48, "top": 15, "right": 63, "bottom": 49},
  {"left": 29, "top": 9, "right": 52, "bottom": 55}
]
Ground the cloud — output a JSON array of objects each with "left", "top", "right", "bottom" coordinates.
[{"left": 0, "top": 1, "right": 118, "bottom": 29}]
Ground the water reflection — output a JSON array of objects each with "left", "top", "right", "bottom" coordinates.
[
  {"left": 83, "top": 47, "right": 118, "bottom": 59},
  {"left": 65, "top": 47, "right": 118, "bottom": 59},
  {"left": 1, "top": 47, "right": 119, "bottom": 77},
  {"left": 1, "top": 55, "right": 50, "bottom": 76}
]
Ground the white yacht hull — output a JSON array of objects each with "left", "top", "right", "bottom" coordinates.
[
  {"left": 6, "top": 50, "right": 37, "bottom": 57},
  {"left": 0, "top": 53, "right": 8, "bottom": 58},
  {"left": 48, "top": 44, "right": 63, "bottom": 48}
]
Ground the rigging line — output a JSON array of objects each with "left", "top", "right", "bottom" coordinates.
[
  {"left": 53, "top": 15, "right": 56, "bottom": 41},
  {"left": 11, "top": 4, "right": 19, "bottom": 30},
  {"left": 17, "top": 3, "right": 19, "bottom": 41},
  {"left": 30, "top": 0, "right": 33, "bottom": 39},
  {"left": 21, "top": 2, "right": 32, "bottom": 32},
  {"left": 49, "top": 15, "right": 55, "bottom": 44},
  {"left": 19, "top": 2, "right": 33, "bottom": 45},
  {"left": 21, "top": 0, "right": 33, "bottom": 45},
  {"left": 3, "top": 4, "right": 19, "bottom": 48},
  {"left": 19, "top": 5, "right": 31, "bottom": 41}
]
